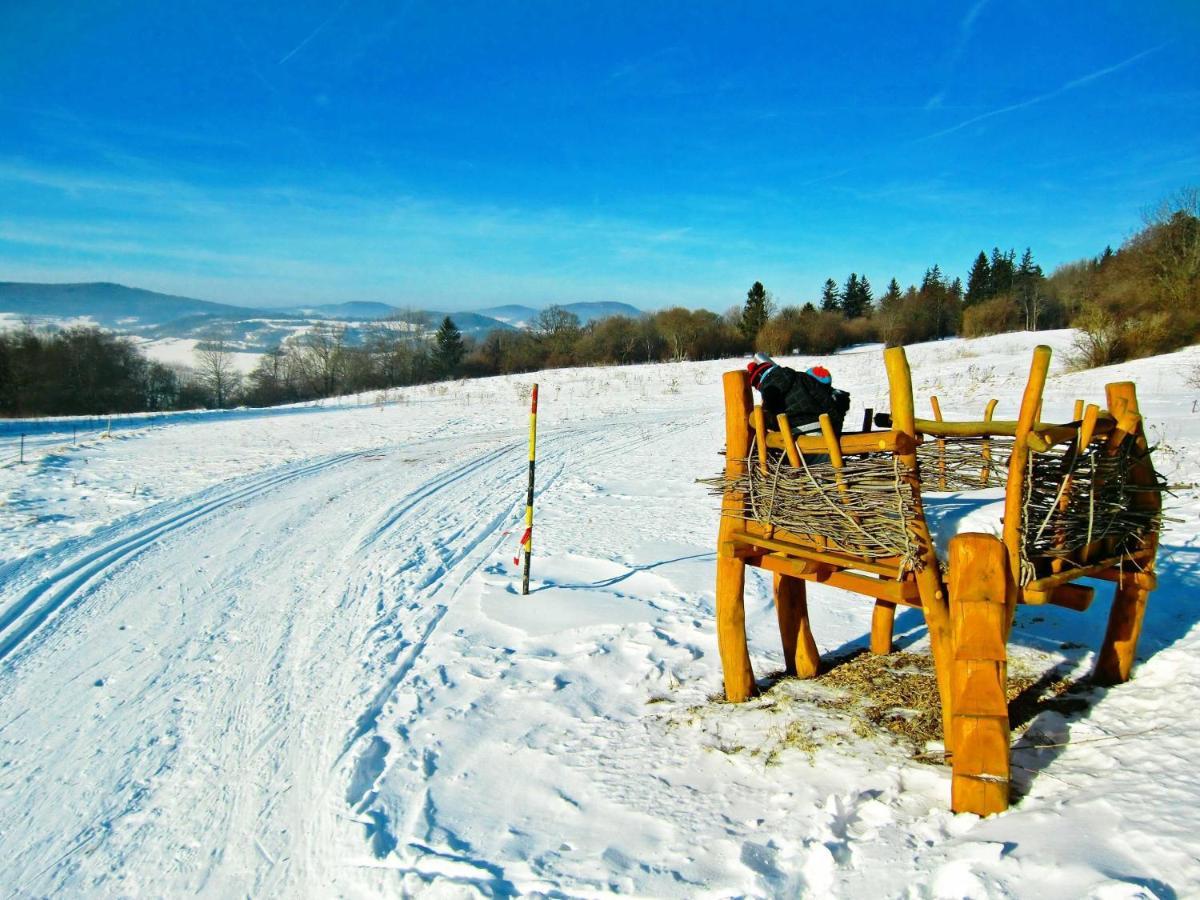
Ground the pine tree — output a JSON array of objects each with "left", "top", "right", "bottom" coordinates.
[
  {"left": 842, "top": 273, "right": 861, "bottom": 318},
  {"left": 989, "top": 248, "right": 1015, "bottom": 296},
  {"left": 820, "top": 278, "right": 840, "bottom": 313},
  {"left": 840, "top": 273, "right": 872, "bottom": 318},
  {"left": 740, "top": 281, "right": 772, "bottom": 342},
  {"left": 880, "top": 278, "right": 902, "bottom": 311},
  {"left": 1015, "top": 248, "right": 1044, "bottom": 330},
  {"left": 965, "top": 251, "right": 991, "bottom": 307},
  {"left": 435, "top": 315, "right": 465, "bottom": 375}
]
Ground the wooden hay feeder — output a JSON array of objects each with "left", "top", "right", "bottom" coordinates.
[{"left": 712, "top": 345, "right": 1162, "bottom": 816}]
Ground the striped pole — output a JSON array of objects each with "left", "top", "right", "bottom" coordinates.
[{"left": 521, "top": 384, "right": 538, "bottom": 595}]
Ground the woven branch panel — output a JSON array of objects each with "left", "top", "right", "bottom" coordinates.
[
  {"left": 703, "top": 449, "right": 924, "bottom": 570},
  {"left": 1022, "top": 435, "right": 1164, "bottom": 571}
]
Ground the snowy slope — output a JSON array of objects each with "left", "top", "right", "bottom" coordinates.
[{"left": 1, "top": 331, "right": 1199, "bottom": 897}]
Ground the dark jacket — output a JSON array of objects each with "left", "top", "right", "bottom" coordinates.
[{"left": 757, "top": 365, "right": 850, "bottom": 433}]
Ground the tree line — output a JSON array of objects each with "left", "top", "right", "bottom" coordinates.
[{"left": 2, "top": 188, "right": 1194, "bottom": 417}]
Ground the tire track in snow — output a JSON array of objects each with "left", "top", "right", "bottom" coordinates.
[{"left": 0, "top": 450, "right": 366, "bottom": 666}]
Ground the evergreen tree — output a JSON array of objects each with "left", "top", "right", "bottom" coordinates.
[
  {"left": 435, "top": 315, "right": 465, "bottom": 375},
  {"left": 820, "top": 278, "right": 841, "bottom": 313},
  {"left": 842, "top": 273, "right": 861, "bottom": 318},
  {"left": 1015, "top": 248, "right": 1045, "bottom": 330},
  {"left": 840, "top": 273, "right": 873, "bottom": 318},
  {"left": 880, "top": 278, "right": 902, "bottom": 311},
  {"left": 989, "top": 248, "right": 1015, "bottom": 295},
  {"left": 920, "top": 265, "right": 952, "bottom": 339},
  {"left": 965, "top": 251, "right": 991, "bottom": 306},
  {"left": 740, "top": 281, "right": 772, "bottom": 342}
]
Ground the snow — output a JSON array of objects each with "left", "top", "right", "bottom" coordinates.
[
  {"left": 1, "top": 330, "right": 1199, "bottom": 897},
  {"left": 135, "top": 336, "right": 264, "bottom": 374}
]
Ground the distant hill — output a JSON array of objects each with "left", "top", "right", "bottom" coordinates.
[
  {"left": 474, "top": 304, "right": 540, "bottom": 329},
  {"left": 474, "top": 301, "right": 642, "bottom": 328},
  {"left": 0, "top": 282, "right": 641, "bottom": 354},
  {"left": 0, "top": 281, "right": 271, "bottom": 328},
  {"left": 289, "top": 301, "right": 404, "bottom": 320}
]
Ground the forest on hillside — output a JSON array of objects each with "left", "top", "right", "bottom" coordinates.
[{"left": 1, "top": 190, "right": 1196, "bottom": 418}]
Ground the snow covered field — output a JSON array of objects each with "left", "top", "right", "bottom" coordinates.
[{"left": 1, "top": 330, "right": 1199, "bottom": 897}]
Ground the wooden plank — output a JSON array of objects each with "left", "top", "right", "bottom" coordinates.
[
  {"left": 727, "top": 529, "right": 900, "bottom": 578},
  {"left": 1022, "top": 582, "right": 1095, "bottom": 611},
  {"left": 752, "top": 554, "right": 922, "bottom": 606},
  {"left": 1022, "top": 549, "right": 1155, "bottom": 595}
]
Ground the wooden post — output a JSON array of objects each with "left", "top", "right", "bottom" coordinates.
[
  {"left": 980, "top": 398, "right": 997, "bottom": 487},
  {"left": 1095, "top": 382, "right": 1159, "bottom": 685},
  {"left": 948, "top": 533, "right": 1012, "bottom": 816},
  {"left": 717, "top": 371, "right": 758, "bottom": 701},
  {"left": 776, "top": 414, "right": 802, "bottom": 468},
  {"left": 884, "top": 346, "right": 955, "bottom": 747},
  {"left": 752, "top": 405, "right": 770, "bottom": 474},
  {"left": 775, "top": 573, "right": 820, "bottom": 678},
  {"left": 930, "top": 396, "right": 947, "bottom": 490},
  {"left": 1002, "top": 346, "right": 1051, "bottom": 619}
]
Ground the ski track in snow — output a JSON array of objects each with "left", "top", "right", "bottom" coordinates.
[{"left": 2, "top": 332, "right": 1200, "bottom": 897}]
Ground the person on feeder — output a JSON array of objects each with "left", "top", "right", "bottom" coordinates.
[{"left": 747, "top": 352, "right": 851, "bottom": 435}]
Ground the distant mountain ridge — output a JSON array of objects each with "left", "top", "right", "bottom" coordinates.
[{"left": 0, "top": 283, "right": 644, "bottom": 341}]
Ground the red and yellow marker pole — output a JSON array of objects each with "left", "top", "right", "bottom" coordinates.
[{"left": 521, "top": 384, "right": 538, "bottom": 595}]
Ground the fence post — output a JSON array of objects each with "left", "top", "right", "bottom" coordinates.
[{"left": 20, "top": 434, "right": 25, "bottom": 464}]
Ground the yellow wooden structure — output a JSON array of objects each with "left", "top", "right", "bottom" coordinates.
[{"left": 714, "top": 345, "right": 1161, "bottom": 816}]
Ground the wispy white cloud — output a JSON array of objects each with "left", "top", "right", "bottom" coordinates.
[
  {"left": 918, "top": 43, "right": 1169, "bottom": 143},
  {"left": 277, "top": 0, "right": 351, "bottom": 65},
  {"left": 925, "top": 0, "right": 990, "bottom": 107}
]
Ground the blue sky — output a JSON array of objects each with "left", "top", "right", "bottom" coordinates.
[{"left": 1, "top": 1, "right": 1197, "bottom": 311}]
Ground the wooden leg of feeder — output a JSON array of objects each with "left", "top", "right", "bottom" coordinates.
[
  {"left": 1094, "top": 577, "right": 1151, "bottom": 686},
  {"left": 716, "top": 554, "right": 757, "bottom": 700},
  {"left": 775, "top": 573, "right": 819, "bottom": 679},
  {"left": 717, "top": 370, "right": 758, "bottom": 702},
  {"left": 870, "top": 600, "right": 895, "bottom": 655},
  {"left": 948, "top": 533, "right": 1012, "bottom": 817},
  {"left": 1094, "top": 380, "right": 1158, "bottom": 685}
]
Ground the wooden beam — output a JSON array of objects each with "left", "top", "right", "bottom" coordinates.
[
  {"left": 727, "top": 529, "right": 900, "bottom": 578},
  {"left": 752, "top": 554, "right": 922, "bottom": 606},
  {"left": 763, "top": 428, "right": 902, "bottom": 456},
  {"left": 1022, "top": 549, "right": 1155, "bottom": 596},
  {"left": 1022, "top": 582, "right": 1095, "bottom": 610}
]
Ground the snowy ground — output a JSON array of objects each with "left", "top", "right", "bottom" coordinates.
[
  {"left": 134, "top": 336, "right": 264, "bottom": 375},
  {"left": 1, "top": 330, "right": 1199, "bottom": 897}
]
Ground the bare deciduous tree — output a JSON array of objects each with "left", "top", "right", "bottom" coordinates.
[{"left": 195, "top": 338, "right": 241, "bottom": 407}]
